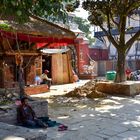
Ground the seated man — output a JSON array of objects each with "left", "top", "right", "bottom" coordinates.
[
  {"left": 17, "top": 97, "right": 47, "bottom": 128},
  {"left": 40, "top": 70, "right": 52, "bottom": 89}
]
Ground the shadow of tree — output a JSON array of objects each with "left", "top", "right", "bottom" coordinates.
[
  {"left": 30, "top": 94, "right": 140, "bottom": 139},
  {"left": 1, "top": 83, "right": 140, "bottom": 139}
]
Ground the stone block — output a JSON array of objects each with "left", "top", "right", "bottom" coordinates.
[
  {"left": 79, "top": 74, "right": 97, "bottom": 79},
  {"left": 24, "top": 84, "right": 49, "bottom": 95},
  {"left": 96, "top": 81, "right": 140, "bottom": 96},
  {"left": 0, "top": 100, "right": 48, "bottom": 124},
  {"left": 0, "top": 122, "right": 47, "bottom": 140}
]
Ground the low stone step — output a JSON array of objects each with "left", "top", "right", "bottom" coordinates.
[
  {"left": 0, "top": 100, "right": 48, "bottom": 124},
  {"left": 24, "top": 84, "right": 49, "bottom": 95},
  {"left": 0, "top": 122, "right": 47, "bottom": 140},
  {"left": 96, "top": 81, "right": 140, "bottom": 96}
]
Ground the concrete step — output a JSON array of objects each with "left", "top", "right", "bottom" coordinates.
[
  {"left": 0, "top": 122, "right": 47, "bottom": 140},
  {"left": 96, "top": 81, "right": 140, "bottom": 96},
  {"left": 0, "top": 100, "right": 48, "bottom": 124}
]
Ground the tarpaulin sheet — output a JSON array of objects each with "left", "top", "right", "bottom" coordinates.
[{"left": 0, "top": 29, "right": 75, "bottom": 44}]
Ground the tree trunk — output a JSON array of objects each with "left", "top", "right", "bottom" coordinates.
[
  {"left": 115, "top": 50, "right": 126, "bottom": 82},
  {"left": 18, "top": 65, "right": 26, "bottom": 98}
]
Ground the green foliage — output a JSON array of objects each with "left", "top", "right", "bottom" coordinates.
[
  {"left": 73, "top": 17, "right": 90, "bottom": 33},
  {"left": 82, "top": 0, "right": 140, "bottom": 29},
  {"left": 87, "top": 35, "right": 95, "bottom": 46},
  {"left": 65, "top": 0, "right": 80, "bottom": 12},
  {"left": 73, "top": 16, "right": 95, "bottom": 45},
  {"left": 82, "top": 0, "right": 140, "bottom": 82},
  {"left": 0, "top": 23, "right": 11, "bottom": 30},
  {"left": 82, "top": 0, "right": 140, "bottom": 49},
  {"left": 0, "top": 0, "right": 78, "bottom": 23}
]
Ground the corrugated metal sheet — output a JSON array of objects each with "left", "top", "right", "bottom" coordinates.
[{"left": 41, "top": 49, "right": 70, "bottom": 54}]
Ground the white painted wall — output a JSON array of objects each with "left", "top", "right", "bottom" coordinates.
[{"left": 97, "top": 15, "right": 140, "bottom": 60}]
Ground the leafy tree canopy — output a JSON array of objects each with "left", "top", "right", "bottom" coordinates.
[
  {"left": 0, "top": 0, "right": 79, "bottom": 23},
  {"left": 73, "top": 17, "right": 90, "bottom": 33},
  {"left": 82, "top": 0, "right": 140, "bottom": 49},
  {"left": 73, "top": 16, "right": 95, "bottom": 45},
  {"left": 82, "top": 0, "right": 140, "bottom": 82}
]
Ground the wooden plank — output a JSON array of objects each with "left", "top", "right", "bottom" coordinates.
[
  {"left": 51, "top": 51, "right": 74, "bottom": 84},
  {"left": 2, "top": 38, "right": 12, "bottom": 51},
  {"left": 25, "top": 84, "right": 49, "bottom": 95},
  {"left": 67, "top": 51, "right": 73, "bottom": 83},
  {"left": 62, "top": 54, "right": 69, "bottom": 83},
  {"left": 5, "top": 51, "right": 40, "bottom": 56},
  {"left": 26, "top": 65, "right": 36, "bottom": 85},
  {"left": 52, "top": 53, "right": 63, "bottom": 84},
  {"left": 35, "top": 55, "right": 42, "bottom": 76}
]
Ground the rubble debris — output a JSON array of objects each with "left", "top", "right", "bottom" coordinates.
[
  {"left": 65, "top": 80, "right": 107, "bottom": 98},
  {"left": 0, "top": 88, "right": 19, "bottom": 105}
]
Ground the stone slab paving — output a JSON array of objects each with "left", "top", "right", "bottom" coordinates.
[
  {"left": 31, "top": 80, "right": 90, "bottom": 98},
  {"left": 19, "top": 81, "right": 140, "bottom": 139},
  {"left": 1, "top": 80, "right": 140, "bottom": 140},
  {"left": 45, "top": 95, "right": 140, "bottom": 140},
  {"left": 0, "top": 122, "right": 47, "bottom": 140}
]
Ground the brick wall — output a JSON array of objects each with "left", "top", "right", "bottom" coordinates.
[
  {"left": 3, "top": 56, "right": 16, "bottom": 88},
  {"left": 136, "top": 60, "right": 140, "bottom": 70},
  {"left": 0, "top": 60, "right": 4, "bottom": 88},
  {"left": 89, "top": 48, "right": 109, "bottom": 61},
  {"left": 24, "top": 84, "right": 49, "bottom": 95},
  {"left": 2, "top": 55, "right": 42, "bottom": 88},
  {"left": 97, "top": 60, "right": 140, "bottom": 76}
]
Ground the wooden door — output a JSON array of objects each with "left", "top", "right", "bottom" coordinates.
[
  {"left": 51, "top": 52, "right": 73, "bottom": 84},
  {"left": 62, "top": 53, "right": 70, "bottom": 84},
  {"left": 52, "top": 53, "right": 63, "bottom": 84}
]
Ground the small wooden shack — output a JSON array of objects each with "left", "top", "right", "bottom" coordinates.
[
  {"left": 41, "top": 48, "right": 73, "bottom": 84},
  {"left": 0, "top": 16, "right": 75, "bottom": 89}
]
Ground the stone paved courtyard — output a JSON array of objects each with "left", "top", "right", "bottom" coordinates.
[
  {"left": 31, "top": 80, "right": 140, "bottom": 140},
  {"left": 44, "top": 95, "right": 140, "bottom": 140},
  {"left": 1, "top": 80, "right": 140, "bottom": 140}
]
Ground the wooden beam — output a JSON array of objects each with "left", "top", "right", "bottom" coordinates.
[{"left": 3, "top": 51, "right": 41, "bottom": 56}]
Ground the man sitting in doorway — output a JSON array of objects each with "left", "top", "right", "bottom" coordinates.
[{"left": 40, "top": 70, "right": 52, "bottom": 89}]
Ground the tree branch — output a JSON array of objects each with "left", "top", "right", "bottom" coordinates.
[
  {"left": 126, "top": 1, "right": 140, "bottom": 14},
  {"left": 119, "top": 15, "right": 127, "bottom": 45},
  {"left": 98, "top": 24, "right": 119, "bottom": 49},
  {"left": 106, "top": 10, "right": 111, "bottom": 35},
  {"left": 110, "top": 13, "right": 119, "bottom": 28},
  {"left": 125, "top": 29, "right": 140, "bottom": 50}
]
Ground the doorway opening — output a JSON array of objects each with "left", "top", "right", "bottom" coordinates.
[{"left": 42, "top": 55, "right": 52, "bottom": 78}]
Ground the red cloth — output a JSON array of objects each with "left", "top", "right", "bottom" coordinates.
[
  {"left": 0, "top": 30, "right": 75, "bottom": 44},
  {"left": 125, "top": 69, "right": 132, "bottom": 75},
  {"left": 36, "top": 42, "right": 68, "bottom": 49},
  {"left": 44, "top": 70, "right": 49, "bottom": 74}
]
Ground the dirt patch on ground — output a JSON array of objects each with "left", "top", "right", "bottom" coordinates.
[{"left": 65, "top": 80, "right": 107, "bottom": 98}]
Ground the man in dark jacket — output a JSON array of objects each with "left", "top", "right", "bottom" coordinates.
[{"left": 17, "top": 97, "right": 47, "bottom": 128}]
